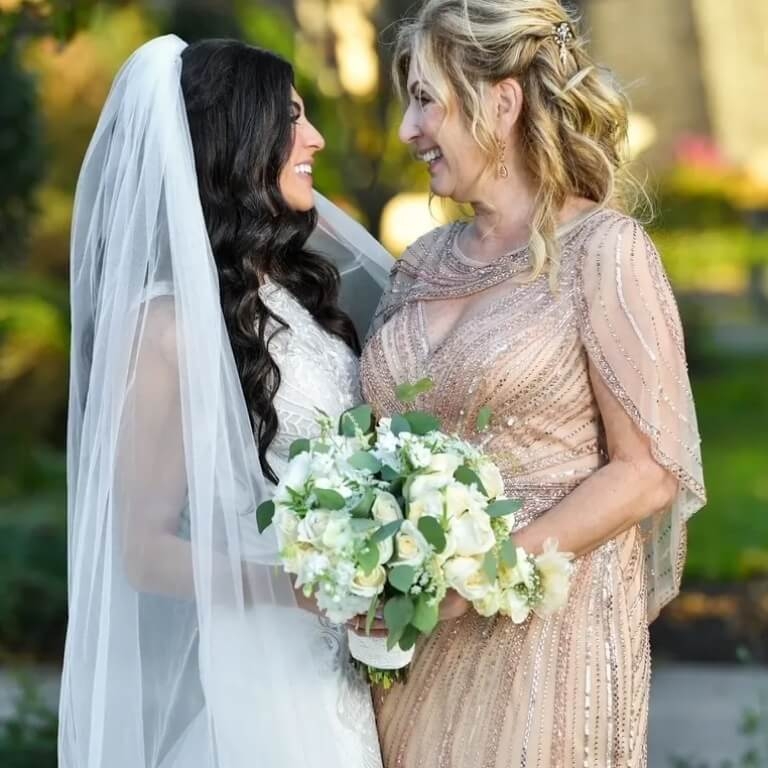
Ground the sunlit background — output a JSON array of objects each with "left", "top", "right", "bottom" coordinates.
[{"left": 1, "top": 1, "right": 767, "bottom": 765}]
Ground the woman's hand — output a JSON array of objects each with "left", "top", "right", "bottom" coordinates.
[
  {"left": 346, "top": 610, "right": 389, "bottom": 638},
  {"left": 438, "top": 589, "right": 471, "bottom": 622}
]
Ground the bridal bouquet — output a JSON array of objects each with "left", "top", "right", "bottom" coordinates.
[{"left": 257, "top": 383, "right": 573, "bottom": 687}]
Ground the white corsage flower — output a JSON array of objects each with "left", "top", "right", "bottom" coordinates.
[{"left": 534, "top": 538, "right": 573, "bottom": 614}]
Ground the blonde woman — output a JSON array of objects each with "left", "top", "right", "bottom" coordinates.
[{"left": 359, "top": 1, "right": 705, "bottom": 764}]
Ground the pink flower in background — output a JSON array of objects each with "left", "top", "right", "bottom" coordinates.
[{"left": 673, "top": 134, "right": 731, "bottom": 171}]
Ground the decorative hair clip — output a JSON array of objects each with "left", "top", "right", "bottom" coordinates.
[{"left": 552, "top": 21, "right": 575, "bottom": 65}]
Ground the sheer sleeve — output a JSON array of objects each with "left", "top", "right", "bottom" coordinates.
[{"left": 575, "top": 215, "right": 706, "bottom": 620}]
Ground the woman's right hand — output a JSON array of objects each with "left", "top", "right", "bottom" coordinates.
[{"left": 438, "top": 589, "right": 471, "bottom": 622}]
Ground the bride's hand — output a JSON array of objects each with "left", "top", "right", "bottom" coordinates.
[
  {"left": 438, "top": 589, "right": 471, "bottom": 622},
  {"left": 346, "top": 613, "right": 388, "bottom": 638}
]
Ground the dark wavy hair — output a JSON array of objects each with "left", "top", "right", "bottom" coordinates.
[{"left": 180, "top": 39, "right": 360, "bottom": 483}]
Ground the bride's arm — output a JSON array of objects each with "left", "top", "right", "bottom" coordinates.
[
  {"left": 512, "top": 360, "right": 678, "bottom": 558},
  {"left": 116, "top": 308, "right": 197, "bottom": 599}
]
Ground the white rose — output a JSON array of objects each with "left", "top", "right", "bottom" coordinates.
[
  {"left": 475, "top": 459, "right": 505, "bottom": 499},
  {"left": 535, "top": 539, "right": 573, "bottom": 614},
  {"left": 349, "top": 565, "right": 387, "bottom": 598},
  {"left": 408, "top": 466, "right": 456, "bottom": 500},
  {"left": 274, "top": 505, "right": 299, "bottom": 549},
  {"left": 444, "top": 482, "right": 472, "bottom": 518},
  {"left": 443, "top": 556, "right": 493, "bottom": 601},
  {"left": 372, "top": 492, "right": 403, "bottom": 524},
  {"left": 500, "top": 588, "right": 531, "bottom": 624},
  {"left": 321, "top": 515, "right": 353, "bottom": 550},
  {"left": 394, "top": 520, "right": 431, "bottom": 568},
  {"left": 428, "top": 453, "right": 462, "bottom": 476},
  {"left": 407, "top": 490, "right": 444, "bottom": 523},
  {"left": 296, "top": 510, "right": 330, "bottom": 546},
  {"left": 451, "top": 511, "right": 496, "bottom": 557}
]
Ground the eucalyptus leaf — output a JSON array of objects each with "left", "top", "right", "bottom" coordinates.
[
  {"left": 390, "top": 414, "right": 411, "bottom": 436},
  {"left": 486, "top": 499, "right": 522, "bottom": 518},
  {"left": 383, "top": 595, "right": 415, "bottom": 636},
  {"left": 417, "top": 516, "right": 446, "bottom": 553},
  {"left": 483, "top": 550, "right": 498, "bottom": 582},
  {"left": 476, "top": 405, "right": 493, "bottom": 432},
  {"left": 500, "top": 538, "right": 517, "bottom": 568},
  {"left": 340, "top": 404, "right": 373, "bottom": 437},
  {"left": 453, "top": 466, "right": 487, "bottom": 496},
  {"left": 288, "top": 438, "right": 311, "bottom": 459},
  {"left": 348, "top": 451, "right": 382, "bottom": 474},
  {"left": 358, "top": 543, "right": 380, "bottom": 575},
  {"left": 314, "top": 488, "right": 346, "bottom": 510},
  {"left": 395, "top": 377, "right": 434, "bottom": 404},
  {"left": 412, "top": 595, "right": 439, "bottom": 634},
  {"left": 404, "top": 410, "right": 441, "bottom": 435},
  {"left": 388, "top": 565, "right": 416, "bottom": 593},
  {"left": 380, "top": 464, "right": 401, "bottom": 482},
  {"left": 256, "top": 500, "right": 275, "bottom": 533},
  {"left": 350, "top": 518, "right": 378, "bottom": 533},
  {"left": 398, "top": 623, "right": 420, "bottom": 651},
  {"left": 350, "top": 488, "right": 375, "bottom": 518},
  {"left": 370, "top": 519, "right": 403, "bottom": 544}
]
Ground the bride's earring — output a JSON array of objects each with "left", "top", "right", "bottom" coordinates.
[{"left": 495, "top": 136, "right": 509, "bottom": 179}]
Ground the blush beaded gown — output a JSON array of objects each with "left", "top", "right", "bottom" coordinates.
[{"left": 360, "top": 209, "right": 705, "bottom": 767}]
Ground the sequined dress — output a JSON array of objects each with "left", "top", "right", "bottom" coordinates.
[{"left": 360, "top": 209, "right": 705, "bottom": 768}]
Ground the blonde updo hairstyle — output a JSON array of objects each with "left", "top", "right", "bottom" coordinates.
[{"left": 394, "top": 0, "right": 634, "bottom": 283}]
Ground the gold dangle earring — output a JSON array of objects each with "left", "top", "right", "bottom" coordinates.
[{"left": 495, "top": 136, "right": 509, "bottom": 179}]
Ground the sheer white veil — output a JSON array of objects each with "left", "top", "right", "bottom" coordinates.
[{"left": 60, "top": 34, "right": 391, "bottom": 767}]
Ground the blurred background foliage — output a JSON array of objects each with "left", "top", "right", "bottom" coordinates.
[{"left": 0, "top": 0, "right": 766, "bottom": 664}]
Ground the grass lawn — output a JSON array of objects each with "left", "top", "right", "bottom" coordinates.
[{"left": 684, "top": 356, "right": 768, "bottom": 582}]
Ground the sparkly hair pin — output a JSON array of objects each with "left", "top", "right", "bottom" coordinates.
[{"left": 552, "top": 21, "right": 575, "bottom": 65}]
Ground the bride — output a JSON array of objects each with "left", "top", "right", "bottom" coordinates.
[{"left": 59, "top": 35, "right": 390, "bottom": 767}]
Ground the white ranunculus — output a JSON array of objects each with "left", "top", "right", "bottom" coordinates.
[
  {"left": 535, "top": 539, "right": 573, "bottom": 614},
  {"left": 394, "top": 520, "right": 431, "bottom": 568},
  {"left": 321, "top": 515, "right": 353, "bottom": 550},
  {"left": 372, "top": 492, "right": 403, "bottom": 524},
  {"left": 475, "top": 459, "right": 505, "bottom": 499},
  {"left": 407, "top": 489, "right": 444, "bottom": 523},
  {"left": 451, "top": 511, "right": 496, "bottom": 557},
  {"left": 500, "top": 588, "right": 531, "bottom": 624},
  {"left": 296, "top": 510, "right": 330, "bottom": 546},
  {"left": 443, "top": 556, "right": 493, "bottom": 601},
  {"left": 349, "top": 565, "right": 387, "bottom": 598}
]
